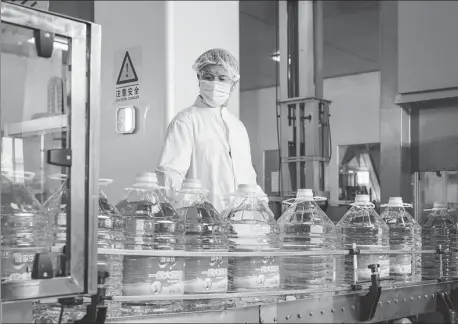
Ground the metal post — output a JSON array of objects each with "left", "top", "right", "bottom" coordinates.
[
  {"left": 380, "top": 1, "right": 412, "bottom": 204},
  {"left": 278, "top": 0, "right": 329, "bottom": 197}
]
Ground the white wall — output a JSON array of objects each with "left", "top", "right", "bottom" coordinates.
[
  {"left": 95, "top": 1, "right": 167, "bottom": 200},
  {"left": 95, "top": 1, "right": 240, "bottom": 200},
  {"left": 170, "top": 1, "right": 240, "bottom": 120},
  {"left": 240, "top": 71, "right": 381, "bottom": 204}
]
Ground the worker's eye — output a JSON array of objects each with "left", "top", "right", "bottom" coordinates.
[
  {"left": 218, "top": 75, "right": 232, "bottom": 83},
  {"left": 200, "top": 73, "right": 215, "bottom": 81}
]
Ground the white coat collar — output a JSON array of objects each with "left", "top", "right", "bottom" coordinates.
[{"left": 194, "top": 96, "right": 228, "bottom": 115}]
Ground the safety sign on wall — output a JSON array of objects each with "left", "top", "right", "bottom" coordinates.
[{"left": 114, "top": 45, "right": 142, "bottom": 103}]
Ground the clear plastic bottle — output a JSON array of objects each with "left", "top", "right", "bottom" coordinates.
[
  {"left": 174, "top": 179, "right": 228, "bottom": 312},
  {"left": 36, "top": 176, "right": 124, "bottom": 321},
  {"left": 117, "top": 172, "right": 185, "bottom": 316},
  {"left": 1, "top": 170, "right": 49, "bottom": 282},
  {"left": 380, "top": 197, "right": 422, "bottom": 283},
  {"left": 223, "top": 184, "right": 280, "bottom": 306},
  {"left": 421, "top": 202, "right": 458, "bottom": 280},
  {"left": 278, "top": 189, "right": 336, "bottom": 292},
  {"left": 336, "top": 194, "right": 390, "bottom": 286},
  {"left": 98, "top": 179, "right": 125, "bottom": 318}
]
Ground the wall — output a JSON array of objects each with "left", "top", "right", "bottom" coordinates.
[
  {"left": 95, "top": 1, "right": 167, "bottom": 200},
  {"left": 169, "top": 1, "right": 240, "bottom": 121},
  {"left": 240, "top": 71, "right": 381, "bottom": 204},
  {"left": 95, "top": 1, "right": 240, "bottom": 200}
]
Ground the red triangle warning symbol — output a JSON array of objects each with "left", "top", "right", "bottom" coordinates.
[{"left": 116, "top": 51, "right": 139, "bottom": 85}]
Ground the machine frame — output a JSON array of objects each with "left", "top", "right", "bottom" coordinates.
[{"left": 0, "top": 1, "right": 101, "bottom": 303}]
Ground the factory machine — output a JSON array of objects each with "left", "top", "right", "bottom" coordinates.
[{"left": 2, "top": 1, "right": 458, "bottom": 324}]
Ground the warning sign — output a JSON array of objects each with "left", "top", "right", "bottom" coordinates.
[
  {"left": 116, "top": 52, "right": 138, "bottom": 85},
  {"left": 114, "top": 45, "right": 142, "bottom": 104}
]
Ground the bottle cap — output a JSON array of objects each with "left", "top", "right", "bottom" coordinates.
[
  {"left": 182, "top": 178, "right": 202, "bottom": 190},
  {"left": 136, "top": 172, "right": 157, "bottom": 184},
  {"left": 297, "top": 189, "right": 313, "bottom": 200},
  {"left": 237, "top": 184, "right": 257, "bottom": 194},
  {"left": 355, "top": 194, "right": 370, "bottom": 203},
  {"left": 388, "top": 197, "right": 403, "bottom": 207}
]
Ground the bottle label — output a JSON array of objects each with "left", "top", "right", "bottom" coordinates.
[
  {"left": 123, "top": 256, "right": 184, "bottom": 296},
  {"left": 150, "top": 256, "right": 184, "bottom": 295},
  {"left": 234, "top": 256, "right": 280, "bottom": 289},
  {"left": 185, "top": 256, "right": 228, "bottom": 293},
  {"left": 1, "top": 251, "right": 35, "bottom": 281}
]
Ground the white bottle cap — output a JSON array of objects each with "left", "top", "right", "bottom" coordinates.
[
  {"left": 297, "top": 189, "right": 313, "bottom": 200},
  {"left": 433, "top": 202, "right": 447, "bottom": 209},
  {"left": 355, "top": 194, "right": 370, "bottom": 203},
  {"left": 237, "top": 184, "right": 257, "bottom": 194},
  {"left": 388, "top": 197, "right": 403, "bottom": 207},
  {"left": 182, "top": 178, "right": 202, "bottom": 190},
  {"left": 136, "top": 172, "right": 157, "bottom": 184}
]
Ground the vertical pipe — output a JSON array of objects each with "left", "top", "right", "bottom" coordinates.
[
  {"left": 164, "top": 1, "right": 175, "bottom": 127},
  {"left": 380, "top": 1, "right": 412, "bottom": 203}
]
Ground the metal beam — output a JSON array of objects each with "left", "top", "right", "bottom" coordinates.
[{"left": 379, "top": 1, "right": 412, "bottom": 204}]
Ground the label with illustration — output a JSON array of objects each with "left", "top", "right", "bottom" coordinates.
[
  {"left": 1, "top": 250, "right": 36, "bottom": 281},
  {"left": 185, "top": 256, "right": 228, "bottom": 293},
  {"left": 233, "top": 256, "right": 280, "bottom": 289},
  {"left": 122, "top": 256, "right": 184, "bottom": 296}
]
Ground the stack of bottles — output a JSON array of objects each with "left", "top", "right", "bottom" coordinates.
[
  {"left": 278, "top": 189, "right": 336, "bottom": 294},
  {"left": 118, "top": 172, "right": 185, "bottom": 315},
  {"left": 223, "top": 184, "right": 280, "bottom": 306},
  {"left": 175, "top": 179, "right": 229, "bottom": 312}
]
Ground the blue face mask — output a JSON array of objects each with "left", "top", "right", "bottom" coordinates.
[{"left": 199, "top": 80, "right": 232, "bottom": 107}]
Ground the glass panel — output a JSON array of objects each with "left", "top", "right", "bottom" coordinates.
[
  {"left": 416, "top": 171, "right": 458, "bottom": 224},
  {"left": 1, "top": 22, "right": 71, "bottom": 283},
  {"left": 338, "top": 143, "right": 381, "bottom": 204}
]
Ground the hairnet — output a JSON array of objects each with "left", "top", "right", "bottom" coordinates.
[{"left": 192, "top": 48, "right": 240, "bottom": 82}]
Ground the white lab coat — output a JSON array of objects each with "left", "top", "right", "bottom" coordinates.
[{"left": 157, "top": 96, "right": 265, "bottom": 213}]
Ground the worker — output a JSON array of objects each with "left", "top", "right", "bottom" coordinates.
[{"left": 156, "top": 48, "right": 265, "bottom": 212}]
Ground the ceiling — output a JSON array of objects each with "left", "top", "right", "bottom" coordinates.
[{"left": 239, "top": 1, "right": 380, "bottom": 91}]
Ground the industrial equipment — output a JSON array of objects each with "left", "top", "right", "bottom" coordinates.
[{"left": 1, "top": 1, "right": 101, "bottom": 322}]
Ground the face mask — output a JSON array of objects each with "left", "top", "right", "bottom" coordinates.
[{"left": 199, "top": 80, "right": 232, "bottom": 108}]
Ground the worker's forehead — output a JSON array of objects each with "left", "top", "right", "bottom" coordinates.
[{"left": 200, "top": 64, "right": 228, "bottom": 76}]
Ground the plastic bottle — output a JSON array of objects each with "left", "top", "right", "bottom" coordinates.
[
  {"left": 380, "top": 197, "right": 422, "bottom": 283},
  {"left": 223, "top": 184, "right": 280, "bottom": 306},
  {"left": 117, "top": 172, "right": 185, "bottom": 316},
  {"left": 421, "top": 202, "right": 458, "bottom": 280},
  {"left": 1, "top": 171, "right": 49, "bottom": 282},
  {"left": 336, "top": 194, "right": 389, "bottom": 286},
  {"left": 174, "top": 178, "right": 228, "bottom": 312},
  {"left": 98, "top": 179, "right": 125, "bottom": 318},
  {"left": 278, "top": 189, "right": 336, "bottom": 292},
  {"left": 35, "top": 176, "right": 124, "bottom": 321}
]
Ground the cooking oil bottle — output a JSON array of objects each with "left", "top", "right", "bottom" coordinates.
[
  {"left": 380, "top": 197, "right": 421, "bottom": 283},
  {"left": 174, "top": 178, "right": 228, "bottom": 312},
  {"left": 223, "top": 184, "right": 280, "bottom": 306},
  {"left": 278, "top": 189, "right": 336, "bottom": 292},
  {"left": 336, "top": 194, "right": 389, "bottom": 287},
  {"left": 118, "top": 172, "right": 185, "bottom": 315},
  {"left": 421, "top": 202, "right": 458, "bottom": 280}
]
